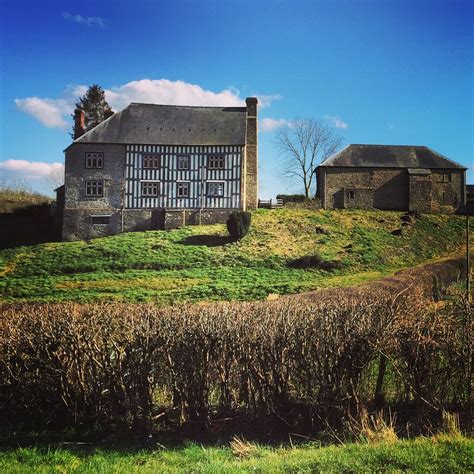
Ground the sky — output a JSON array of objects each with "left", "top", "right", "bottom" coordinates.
[{"left": 0, "top": 0, "right": 473, "bottom": 198}]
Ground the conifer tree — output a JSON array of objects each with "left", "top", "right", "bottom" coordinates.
[{"left": 72, "top": 84, "right": 114, "bottom": 137}]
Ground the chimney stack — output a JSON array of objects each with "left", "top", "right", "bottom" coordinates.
[
  {"left": 244, "top": 97, "right": 258, "bottom": 210},
  {"left": 73, "top": 107, "right": 85, "bottom": 139}
]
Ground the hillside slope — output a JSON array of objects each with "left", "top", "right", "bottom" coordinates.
[{"left": 0, "top": 209, "right": 465, "bottom": 304}]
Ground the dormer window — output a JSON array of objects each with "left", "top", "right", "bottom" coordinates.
[
  {"left": 85, "top": 152, "right": 103, "bottom": 169},
  {"left": 143, "top": 154, "right": 160, "bottom": 169},
  {"left": 208, "top": 155, "right": 225, "bottom": 170}
]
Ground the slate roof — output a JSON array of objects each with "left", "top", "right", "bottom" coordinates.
[
  {"left": 320, "top": 144, "right": 466, "bottom": 170},
  {"left": 72, "top": 102, "right": 247, "bottom": 146}
]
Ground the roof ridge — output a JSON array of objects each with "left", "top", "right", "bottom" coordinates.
[
  {"left": 350, "top": 144, "right": 425, "bottom": 148},
  {"left": 129, "top": 102, "right": 246, "bottom": 110}
]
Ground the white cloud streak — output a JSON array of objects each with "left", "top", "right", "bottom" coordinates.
[
  {"left": 15, "top": 79, "right": 280, "bottom": 129},
  {"left": 260, "top": 118, "right": 291, "bottom": 132},
  {"left": 326, "top": 115, "right": 349, "bottom": 129},
  {"left": 0, "top": 160, "right": 64, "bottom": 182},
  {"left": 62, "top": 12, "right": 105, "bottom": 27}
]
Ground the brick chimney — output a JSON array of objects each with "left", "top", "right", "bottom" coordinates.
[
  {"left": 73, "top": 107, "right": 85, "bottom": 139},
  {"left": 244, "top": 97, "right": 258, "bottom": 210}
]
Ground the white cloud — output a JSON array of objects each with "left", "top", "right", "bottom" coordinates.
[
  {"left": 260, "top": 118, "right": 291, "bottom": 132},
  {"left": 104, "top": 79, "right": 245, "bottom": 110},
  {"left": 14, "top": 97, "right": 70, "bottom": 128},
  {"left": 326, "top": 115, "right": 349, "bottom": 129},
  {"left": 0, "top": 160, "right": 64, "bottom": 182},
  {"left": 15, "top": 79, "right": 280, "bottom": 129},
  {"left": 62, "top": 12, "right": 105, "bottom": 27}
]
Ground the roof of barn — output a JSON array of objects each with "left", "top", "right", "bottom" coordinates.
[{"left": 320, "top": 144, "right": 466, "bottom": 170}]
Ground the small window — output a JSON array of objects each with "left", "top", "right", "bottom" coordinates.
[
  {"left": 178, "top": 155, "right": 190, "bottom": 170},
  {"left": 91, "top": 215, "right": 110, "bottom": 225},
  {"left": 208, "top": 182, "right": 224, "bottom": 197},
  {"left": 85, "top": 152, "right": 104, "bottom": 168},
  {"left": 347, "top": 190, "right": 355, "bottom": 199},
  {"left": 143, "top": 154, "right": 160, "bottom": 169},
  {"left": 177, "top": 182, "right": 189, "bottom": 198},
  {"left": 85, "top": 180, "right": 103, "bottom": 197},
  {"left": 441, "top": 173, "right": 452, "bottom": 183},
  {"left": 208, "top": 155, "right": 225, "bottom": 170},
  {"left": 141, "top": 181, "right": 159, "bottom": 197}
]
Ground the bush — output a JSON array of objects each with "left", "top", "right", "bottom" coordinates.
[
  {"left": 0, "top": 258, "right": 468, "bottom": 434},
  {"left": 276, "top": 194, "right": 311, "bottom": 205},
  {"left": 226, "top": 211, "right": 251, "bottom": 240}
]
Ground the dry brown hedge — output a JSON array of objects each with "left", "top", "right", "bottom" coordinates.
[{"left": 0, "top": 258, "right": 471, "bottom": 433}]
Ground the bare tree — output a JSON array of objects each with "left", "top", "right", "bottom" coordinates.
[
  {"left": 44, "top": 166, "right": 65, "bottom": 191},
  {"left": 275, "top": 119, "right": 343, "bottom": 198}
]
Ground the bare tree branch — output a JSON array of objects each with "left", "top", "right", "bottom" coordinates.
[{"left": 275, "top": 119, "right": 343, "bottom": 198}]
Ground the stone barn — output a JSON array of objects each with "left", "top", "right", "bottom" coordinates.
[
  {"left": 316, "top": 144, "right": 466, "bottom": 213},
  {"left": 61, "top": 98, "right": 258, "bottom": 241}
]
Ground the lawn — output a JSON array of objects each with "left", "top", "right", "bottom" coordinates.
[
  {"left": 0, "top": 208, "right": 465, "bottom": 304},
  {"left": 1, "top": 436, "right": 472, "bottom": 473}
]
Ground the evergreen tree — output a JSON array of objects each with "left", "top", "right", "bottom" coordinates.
[{"left": 72, "top": 84, "right": 114, "bottom": 137}]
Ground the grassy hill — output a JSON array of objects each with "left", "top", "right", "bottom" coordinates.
[{"left": 0, "top": 209, "right": 465, "bottom": 304}]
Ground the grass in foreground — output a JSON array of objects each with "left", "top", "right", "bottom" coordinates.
[
  {"left": 0, "top": 209, "right": 465, "bottom": 304},
  {"left": 1, "top": 436, "right": 472, "bottom": 473}
]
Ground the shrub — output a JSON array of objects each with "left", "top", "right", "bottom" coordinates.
[
  {"left": 226, "top": 211, "right": 251, "bottom": 240},
  {"left": 276, "top": 194, "right": 311, "bottom": 205}
]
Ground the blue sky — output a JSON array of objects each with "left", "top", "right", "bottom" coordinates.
[{"left": 1, "top": 0, "right": 472, "bottom": 197}]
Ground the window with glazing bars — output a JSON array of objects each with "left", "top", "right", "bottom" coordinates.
[
  {"left": 177, "top": 182, "right": 189, "bottom": 198},
  {"left": 207, "top": 182, "right": 224, "bottom": 197},
  {"left": 85, "top": 152, "right": 104, "bottom": 168},
  {"left": 178, "top": 155, "right": 190, "bottom": 170},
  {"left": 85, "top": 180, "right": 103, "bottom": 197},
  {"left": 143, "top": 154, "right": 160, "bottom": 169},
  {"left": 207, "top": 155, "right": 225, "bottom": 170},
  {"left": 141, "top": 181, "right": 159, "bottom": 197}
]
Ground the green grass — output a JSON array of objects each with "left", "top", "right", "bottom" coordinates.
[
  {"left": 0, "top": 209, "right": 465, "bottom": 304},
  {"left": 1, "top": 436, "right": 472, "bottom": 473}
]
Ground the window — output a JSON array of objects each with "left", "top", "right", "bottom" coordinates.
[
  {"left": 143, "top": 154, "right": 160, "bottom": 169},
  {"left": 85, "top": 180, "right": 103, "bottom": 197},
  {"left": 208, "top": 182, "right": 224, "bottom": 197},
  {"left": 208, "top": 155, "right": 225, "bottom": 170},
  {"left": 85, "top": 152, "right": 104, "bottom": 168},
  {"left": 91, "top": 215, "right": 110, "bottom": 225},
  {"left": 177, "top": 182, "right": 190, "bottom": 198},
  {"left": 141, "top": 181, "right": 159, "bottom": 197},
  {"left": 178, "top": 155, "right": 190, "bottom": 170},
  {"left": 347, "top": 190, "right": 355, "bottom": 199},
  {"left": 441, "top": 173, "right": 452, "bottom": 183}
]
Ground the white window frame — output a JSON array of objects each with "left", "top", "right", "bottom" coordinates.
[
  {"left": 177, "top": 181, "right": 190, "bottom": 198},
  {"left": 208, "top": 155, "right": 225, "bottom": 170},
  {"left": 177, "top": 155, "right": 190, "bottom": 170},
  {"left": 143, "top": 154, "right": 161, "bottom": 169},
  {"left": 207, "top": 181, "right": 225, "bottom": 197},
  {"left": 85, "top": 152, "right": 104, "bottom": 169},
  {"left": 85, "top": 179, "right": 103, "bottom": 197},
  {"left": 141, "top": 180, "right": 160, "bottom": 197}
]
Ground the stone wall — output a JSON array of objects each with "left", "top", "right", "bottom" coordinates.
[
  {"left": 63, "top": 143, "right": 126, "bottom": 241},
  {"left": 321, "top": 167, "right": 408, "bottom": 211},
  {"left": 245, "top": 97, "right": 258, "bottom": 210},
  {"left": 430, "top": 170, "right": 465, "bottom": 213},
  {"left": 164, "top": 209, "right": 234, "bottom": 229}
]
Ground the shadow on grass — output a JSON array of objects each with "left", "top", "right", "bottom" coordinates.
[{"left": 179, "top": 234, "right": 233, "bottom": 247}]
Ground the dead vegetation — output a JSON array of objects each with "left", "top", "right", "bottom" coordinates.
[{"left": 0, "top": 259, "right": 471, "bottom": 437}]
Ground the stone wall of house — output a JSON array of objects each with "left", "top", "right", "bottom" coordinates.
[
  {"left": 164, "top": 209, "right": 234, "bottom": 230},
  {"left": 245, "top": 97, "right": 258, "bottom": 210},
  {"left": 321, "top": 167, "right": 409, "bottom": 211},
  {"left": 63, "top": 143, "right": 126, "bottom": 241},
  {"left": 430, "top": 170, "right": 465, "bottom": 213}
]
